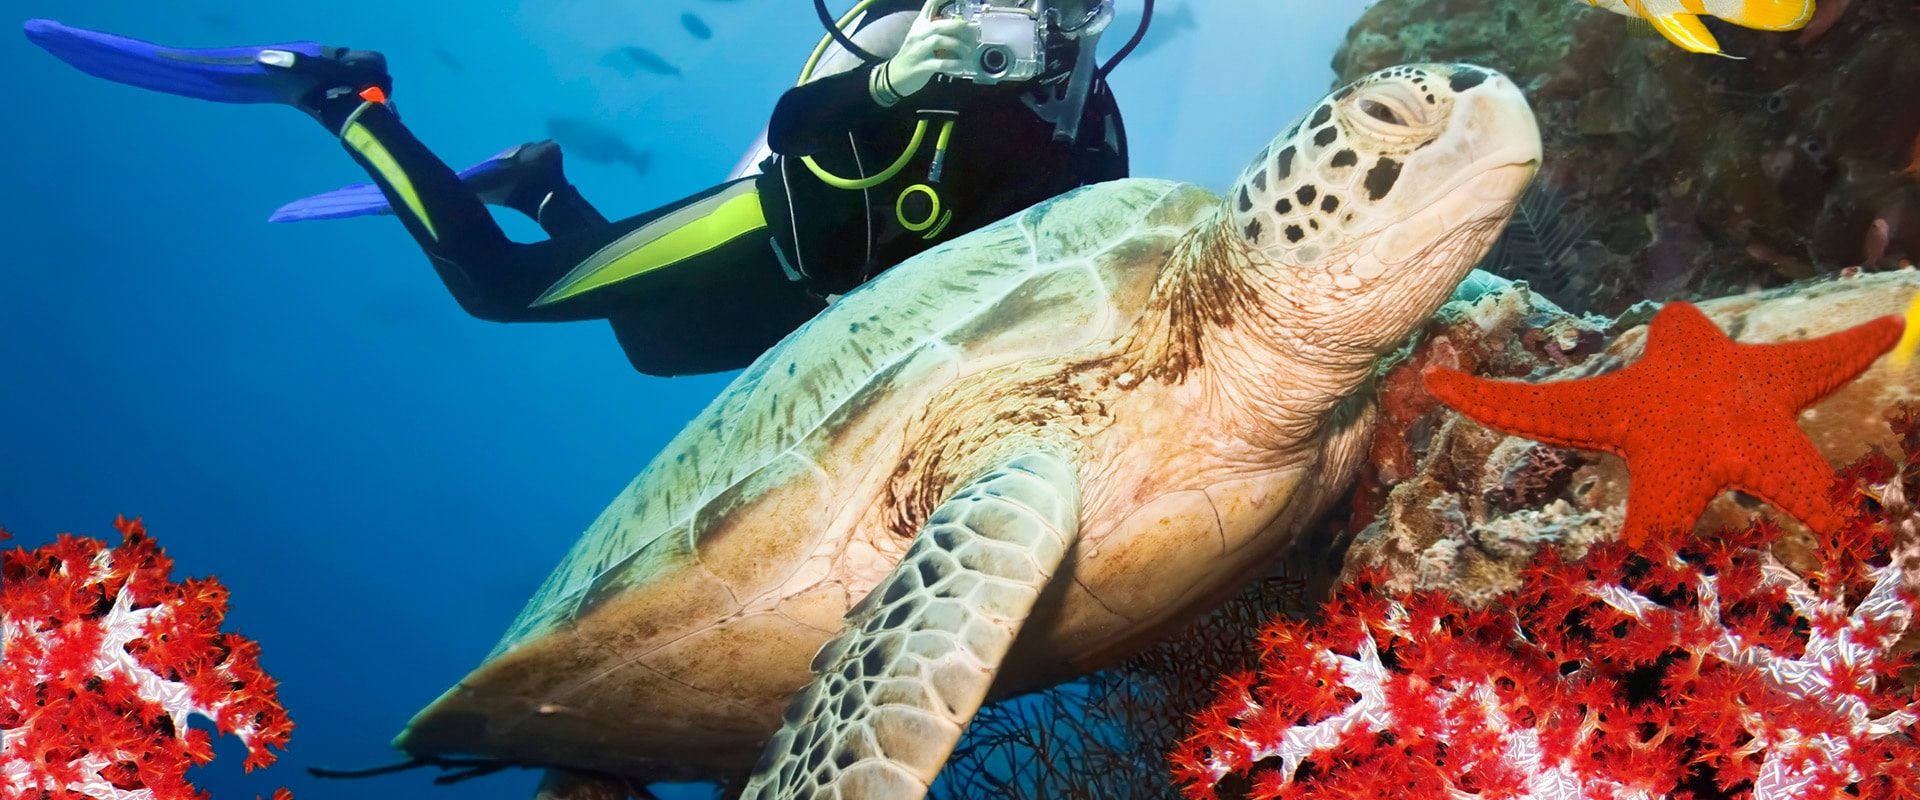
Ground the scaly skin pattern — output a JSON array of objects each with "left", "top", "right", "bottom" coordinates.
[
  {"left": 1425, "top": 301, "right": 1901, "bottom": 547},
  {"left": 393, "top": 64, "right": 1541, "bottom": 788}
]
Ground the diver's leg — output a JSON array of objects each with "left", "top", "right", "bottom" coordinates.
[
  {"left": 21, "top": 21, "right": 526, "bottom": 315},
  {"left": 527, "top": 183, "right": 610, "bottom": 236},
  {"left": 19, "top": 22, "right": 588, "bottom": 321},
  {"left": 486, "top": 142, "right": 611, "bottom": 236},
  {"left": 340, "top": 133, "right": 611, "bottom": 237},
  {"left": 518, "top": 178, "right": 830, "bottom": 374},
  {"left": 338, "top": 110, "right": 823, "bottom": 369},
  {"left": 326, "top": 99, "right": 555, "bottom": 320},
  {"left": 273, "top": 138, "right": 612, "bottom": 235},
  {"left": 23, "top": 20, "right": 818, "bottom": 365},
  {"left": 602, "top": 232, "right": 826, "bottom": 376},
  {"left": 331, "top": 97, "right": 820, "bottom": 356}
]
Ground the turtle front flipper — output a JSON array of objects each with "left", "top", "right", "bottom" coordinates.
[{"left": 740, "top": 452, "right": 1081, "bottom": 800}]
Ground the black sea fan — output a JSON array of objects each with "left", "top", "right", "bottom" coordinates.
[
  {"left": 1478, "top": 178, "right": 1593, "bottom": 304},
  {"left": 931, "top": 573, "right": 1315, "bottom": 800}
]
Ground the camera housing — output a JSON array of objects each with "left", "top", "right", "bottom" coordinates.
[{"left": 950, "top": 2, "right": 1044, "bottom": 85}]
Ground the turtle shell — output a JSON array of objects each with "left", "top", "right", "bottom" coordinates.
[{"left": 393, "top": 178, "right": 1221, "bottom": 778}]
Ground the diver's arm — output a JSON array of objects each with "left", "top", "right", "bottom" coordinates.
[
  {"left": 769, "top": 6, "right": 977, "bottom": 157},
  {"left": 768, "top": 65, "right": 893, "bottom": 156}
]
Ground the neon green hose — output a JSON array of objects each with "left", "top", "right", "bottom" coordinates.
[
  {"left": 934, "top": 117, "right": 955, "bottom": 150},
  {"left": 805, "top": 120, "right": 932, "bottom": 190},
  {"left": 797, "top": 0, "right": 952, "bottom": 191}
]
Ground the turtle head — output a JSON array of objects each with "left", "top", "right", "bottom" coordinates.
[{"left": 1223, "top": 63, "right": 1540, "bottom": 355}]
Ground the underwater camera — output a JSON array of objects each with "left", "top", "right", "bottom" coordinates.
[{"left": 948, "top": 1, "right": 1045, "bottom": 84}]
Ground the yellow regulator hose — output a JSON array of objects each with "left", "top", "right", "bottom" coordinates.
[{"left": 797, "top": 0, "right": 954, "bottom": 191}]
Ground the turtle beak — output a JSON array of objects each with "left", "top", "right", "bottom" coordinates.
[{"left": 1454, "top": 68, "right": 1543, "bottom": 185}]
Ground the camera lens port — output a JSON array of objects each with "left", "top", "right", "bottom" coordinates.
[{"left": 978, "top": 45, "right": 1011, "bottom": 77}]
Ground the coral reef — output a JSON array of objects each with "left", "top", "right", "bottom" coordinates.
[
  {"left": 1171, "top": 432, "right": 1920, "bottom": 798},
  {"left": 1349, "top": 269, "right": 1920, "bottom": 603},
  {"left": 1, "top": 517, "right": 293, "bottom": 800},
  {"left": 1334, "top": 0, "right": 1920, "bottom": 314}
]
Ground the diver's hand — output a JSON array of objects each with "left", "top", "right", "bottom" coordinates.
[{"left": 877, "top": 0, "right": 979, "bottom": 101}]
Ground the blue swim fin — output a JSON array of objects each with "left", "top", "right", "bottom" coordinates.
[
  {"left": 267, "top": 181, "right": 398, "bottom": 223},
  {"left": 270, "top": 144, "right": 552, "bottom": 223},
  {"left": 23, "top": 19, "right": 328, "bottom": 104}
]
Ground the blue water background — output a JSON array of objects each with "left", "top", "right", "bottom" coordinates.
[{"left": 1, "top": 2, "right": 1368, "bottom": 796}]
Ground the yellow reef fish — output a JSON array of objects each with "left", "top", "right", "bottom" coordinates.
[
  {"left": 1894, "top": 291, "right": 1920, "bottom": 370},
  {"left": 1583, "top": 0, "right": 1815, "bottom": 56}
]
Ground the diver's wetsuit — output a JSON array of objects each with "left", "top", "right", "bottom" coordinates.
[
  {"left": 328, "top": 39, "right": 1126, "bottom": 376},
  {"left": 760, "top": 58, "right": 1127, "bottom": 295}
]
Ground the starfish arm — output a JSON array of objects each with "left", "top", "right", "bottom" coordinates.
[
  {"left": 1646, "top": 301, "right": 1729, "bottom": 343},
  {"left": 1618, "top": 451, "right": 1719, "bottom": 547},
  {"left": 1744, "top": 315, "right": 1903, "bottom": 411},
  {"left": 1423, "top": 366, "right": 1628, "bottom": 453},
  {"left": 1733, "top": 421, "right": 1847, "bottom": 538}
]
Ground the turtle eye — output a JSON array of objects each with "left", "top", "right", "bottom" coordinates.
[
  {"left": 1360, "top": 99, "right": 1404, "bottom": 126},
  {"left": 1350, "top": 83, "right": 1429, "bottom": 136}
]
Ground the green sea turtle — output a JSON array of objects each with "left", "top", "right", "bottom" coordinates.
[{"left": 395, "top": 63, "right": 1542, "bottom": 798}]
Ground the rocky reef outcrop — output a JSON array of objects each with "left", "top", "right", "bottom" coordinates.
[{"left": 1336, "top": 0, "right": 1920, "bottom": 315}]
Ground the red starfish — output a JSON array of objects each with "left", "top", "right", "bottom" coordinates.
[{"left": 1422, "top": 302, "right": 1902, "bottom": 547}]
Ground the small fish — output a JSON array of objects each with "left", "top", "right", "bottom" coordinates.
[
  {"left": 545, "top": 116, "right": 654, "bottom": 177},
  {"left": 681, "top": 12, "right": 714, "bottom": 40},
  {"left": 1893, "top": 291, "right": 1920, "bottom": 369},
  {"left": 602, "top": 46, "right": 682, "bottom": 78},
  {"left": 1793, "top": 0, "right": 1850, "bottom": 45},
  {"left": 1863, "top": 217, "right": 1892, "bottom": 266},
  {"left": 431, "top": 46, "right": 465, "bottom": 73},
  {"left": 197, "top": 12, "right": 240, "bottom": 32},
  {"left": 1580, "top": 0, "right": 1816, "bottom": 57}
]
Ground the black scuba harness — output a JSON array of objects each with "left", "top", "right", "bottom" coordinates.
[{"left": 804, "top": 0, "right": 1147, "bottom": 234}]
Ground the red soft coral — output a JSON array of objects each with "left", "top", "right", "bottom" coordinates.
[
  {"left": 1, "top": 517, "right": 294, "bottom": 800},
  {"left": 1172, "top": 413, "right": 1920, "bottom": 800}
]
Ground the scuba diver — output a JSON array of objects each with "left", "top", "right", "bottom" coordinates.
[{"left": 24, "top": 0, "right": 1138, "bottom": 376}]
